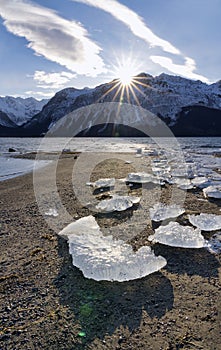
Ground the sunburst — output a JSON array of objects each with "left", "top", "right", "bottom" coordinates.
[
  {"left": 98, "top": 56, "right": 150, "bottom": 106},
  {"left": 117, "top": 66, "right": 134, "bottom": 86}
]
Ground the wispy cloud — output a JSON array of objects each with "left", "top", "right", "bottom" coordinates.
[
  {"left": 74, "top": 0, "right": 180, "bottom": 54},
  {"left": 150, "top": 56, "right": 210, "bottom": 83},
  {"left": 25, "top": 90, "right": 55, "bottom": 99},
  {"left": 32, "top": 71, "right": 76, "bottom": 89},
  {"left": 74, "top": 0, "right": 209, "bottom": 82},
  {"left": 0, "top": 0, "right": 105, "bottom": 77}
]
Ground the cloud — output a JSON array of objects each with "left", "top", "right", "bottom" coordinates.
[
  {"left": 74, "top": 0, "right": 180, "bottom": 55},
  {"left": 32, "top": 70, "right": 76, "bottom": 89},
  {"left": 150, "top": 56, "right": 209, "bottom": 83},
  {"left": 25, "top": 90, "right": 55, "bottom": 99},
  {"left": 74, "top": 0, "right": 209, "bottom": 82},
  {"left": 0, "top": 0, "right": 106, "bottom": 77}
]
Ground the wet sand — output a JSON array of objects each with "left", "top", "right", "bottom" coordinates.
[{"left": 0, "top": 154, "right": 220, "bottom": 350}]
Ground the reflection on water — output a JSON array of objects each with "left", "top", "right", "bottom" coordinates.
[
  {"left": 0, "top": 136, "right": 221, "bottom": 180},
  {"left": 0, "top": 157, "right": 50, "bottom": 181},
  {"left": 0, "top": 137, "right": 221, "bottom": 154}
]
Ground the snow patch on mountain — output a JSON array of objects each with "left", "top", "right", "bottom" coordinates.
[
  {"left": 135, "top": 73, "right": 221, "bottom": 123},
  {"left": 0, "top": 110, "right": 17, "bottom": 128},
  {"left": 0, "top": 96, "right": 48, "bottom": 126}
]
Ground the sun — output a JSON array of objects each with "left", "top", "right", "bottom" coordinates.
[
  {"left": 118, "top": 66, "right": 134, "bottom": 86},
  {"left": 113, "top": 59, "right": 137, "bottom": 87},
  {"left": 98, "top": 55, "right": 150, "bottom": 105}
]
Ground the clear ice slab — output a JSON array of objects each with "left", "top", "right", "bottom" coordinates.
[
  {"left": 44, "top": 208, "right": 58, "bottom": 217},
  {"left": 125, "top": 172, "right": 162, "bottom": 185},
  {"left": 205, "top": 232, "right": 221, "bottom": 254},
  {"left": 148, "top": 221, "right": 205, "bottom": 248},
  {"left": 191, "top": 176, "right": 209, "bottom": 188},
  {"left": 173, "top": 178, "right": 194, "bottom": 190},
  {"left": 188, "top": 213, "right": 221, "bottom": 231},
  {"left": 149, "top": 203, "right": 185, "bottom": 222},
  {"left": 96, "top": 195, "right": 140, "bottom": 212},
  {"left": 58, "top": 216, "right": 167, "bottom": 282},
  {"left": 203, "top": 185, "right": 221, "bottom": 199},
  {"left": 86, "top": 178, "right": 115, "bottom": 189}
]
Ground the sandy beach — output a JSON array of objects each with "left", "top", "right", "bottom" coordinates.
[{"left": 0, "top": 153, "right": 220, "bottom": 350}]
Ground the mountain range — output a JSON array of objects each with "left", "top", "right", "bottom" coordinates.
[{"left": 1, "top": 73, "right": 221, "bottom": 137}]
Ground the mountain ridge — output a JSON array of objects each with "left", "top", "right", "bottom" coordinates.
[
  {"left": 0, "top": 96, "right": 48, "bottom": 127},
  {"left": 1, "top": 73, "right": 221, "bottom": 137}
]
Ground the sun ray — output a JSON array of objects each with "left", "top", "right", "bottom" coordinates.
[
  {"left": 130, "top": 81, "right": 147, "bottom": 97},
  {"left": 96, "top": 55, "right": 152, "bottom": 111},
  {"left": 112, "top": 82, "right": 124, "bottom": 102},
  {"left": 96, "top": 80, "right": 121, "bottom": 103},
  {"left": 125, "top": 84, "right": 131, "bottom": 104},
  {"left": 132, "top": 78, "right": 151, "bottom": 89},
  {"left": 128, "top": 84, "right": 141, "bottom": 106},
  {"left": 117, "top": 84, "right": 126, "bottom": 115}
]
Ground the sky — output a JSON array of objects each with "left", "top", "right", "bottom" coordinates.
[{"left": 0, "top": 0, "right": 220, "bottom": 100}]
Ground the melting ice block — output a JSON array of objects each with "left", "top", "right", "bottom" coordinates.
[
  {"left": 188, "top": 213, "right": 221, "bottom": 231},
  {"left": 86, "top": 178, "right": 115, "bottom": 189},
  {"left": 59, "top": 216, "right": 167, "bottom": 281},
  {"left": 205, "top": 232, "right": 221, "bottom": 254},
  {"left": 96, "top": 195, "right": 140, "bottom": 212},
  {"left": 58, "top": 215, "right": 99, "bottom": 240},
  {"left": 203, "top": 185, "right": 221, "bottom": 199},
  {"left": 126, "top": 172, "right": 162, "bottom": 185},
  {"left": 191, "top": 176, "right": 209, "bottom": 188},
  {"left": 148, "top": 222, "right": 205, "bottom": 248},
  {"left": 44, "top": 208, "right": 58, "bottom": 217},
  {"left": 149, "top": 203, "right": 185, "bottom": 221},
  {"left": 173, "top": 178, "right": 194, "bottom": 190}
]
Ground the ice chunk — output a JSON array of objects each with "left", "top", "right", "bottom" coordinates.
[
  {"left": 152, "top": 168, "right": 169, "bottom": 178},
  {"left": 96, "top": 195, "right": 140, "bottom": 212},
  {"left": 151, "top": 161, "right": 170, "bottom": 179},
  {"left": 205, "top": 232, "right": 221, "bottom": 254},
  {"left": 188, "top": 213, "right": 221, "bottom": 231},
  {"left": 191, "top": 176, "right": 209, "bottom": 187},
  {"left": 193, "top": 179, "right": 214, "bottom": 189},
  {"left": 203, "top": 185, "right": 221, "bottom": 199},
  {"left": 149, "top": 203, "right": 185, "bottom": 221},
  {"left": 148, "top": 222, "right": 205, "bottom": 248},
  {"left": 126, "top": 172, "right": 162, "bottom": 184},
  {"left": 143, "top": 150, "right": 160, "bottom": 156},
  {"left": 59, "top": 216, "right": 167, "bottom": 281},
  {"left": 58, "top": 215, "right": 98, "bottom": 240},
  {"left": 136, "top": 148, "right": 142, "bottom": 154},
  {"left": 86, "top": 178, "right": 115, "bottom": 189},
  {"left": 171, "top": 169, "right": 187, "bottom": 178},
  {"left": 69, "top": 238, "right": 167, "bottom": 282},
  {"left": 173, "top": 178, "right": 194, "bottom": 190},
  {"left": 152, "top": 162, "right": 170, "bottom": 171},
  {"left": 44, "top": 208, "right": 58, "bottom": 217},
  {"left": 171, "top": 165, "right": 194, "bottom": 179}
]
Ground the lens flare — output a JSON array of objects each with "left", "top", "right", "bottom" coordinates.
[
  {"left": 97, "top": 55, "right": 151, "bottom": 107},
  {"left": 113, "top": 58, "right": 138, "bottom": 87},
  {"left": 117, "top": 66, "right": 134, "bottom": 86}
]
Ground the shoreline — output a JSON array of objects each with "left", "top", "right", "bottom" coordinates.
[
  {"left": 0, "top": 154, "right": 220, "bottom": 349},
  {"left": 0, "top": 151, "right": 80, "bottom": 182}
]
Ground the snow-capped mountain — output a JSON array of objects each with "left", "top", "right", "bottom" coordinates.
[
  {"left": 0, "top": 96, "right": 48, "bottom": 126},
  {"left": 0, "top": 110, "right": 17, "bottom": 128},
  {"left": 25, "top": 87, "right": 92, "bottom": 130},
  {"left": 148, "top": 74, "right": 221, "bottom": 123},
  {"left": 1, "top": 73, "right": 221, "bottom": 136}
]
